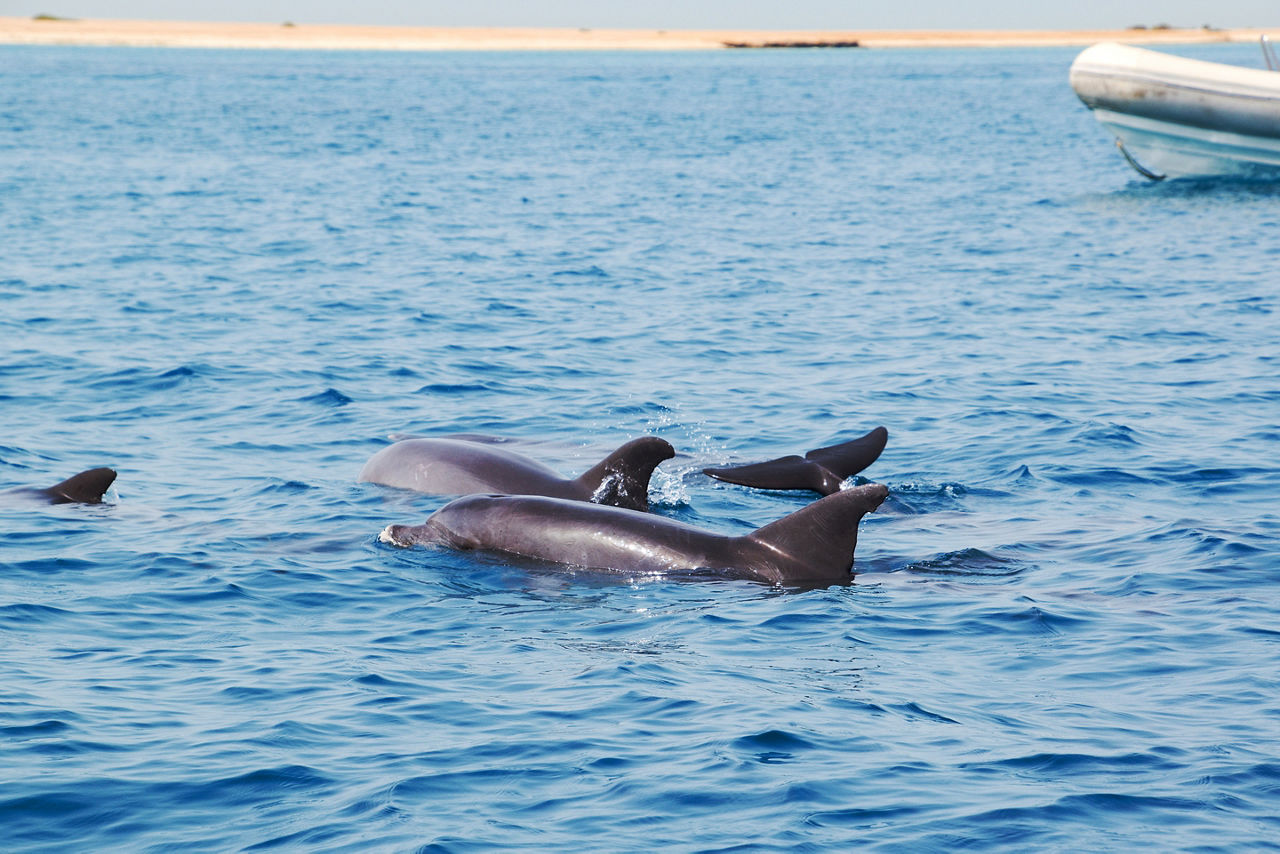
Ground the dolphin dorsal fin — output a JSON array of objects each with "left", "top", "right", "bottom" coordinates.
[
  {"left": 575, "top": 437, "right": 675, "bottom": 512},
  {"left": 746, "top": 483, "right": 888, "bottom": 580},
  {"left": 44, "top": 467, "right": 117, "bottom": 504},
  {"left": 804, "top": 426, "right": 889, "bottom": 479}
]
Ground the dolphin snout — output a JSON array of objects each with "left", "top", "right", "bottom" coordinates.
[{"left": 380, "top": 524, "right": 410, "bottom": 547}]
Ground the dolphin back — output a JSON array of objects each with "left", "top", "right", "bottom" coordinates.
[{"left": 358, "top": 437, "right": 567, "bottom": 497}]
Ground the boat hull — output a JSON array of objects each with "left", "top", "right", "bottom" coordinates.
[{"left": 1070, "top": 42, "right": 1280, "bottom": 179}]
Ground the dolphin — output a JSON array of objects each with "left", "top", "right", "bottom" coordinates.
[
  {"left": 381, "top": 482, "right": 888, "bottom": 586},
  {"left": 358, "top": 436, "right": 675, "bottom": 512},
  {"left": 5, "top": 467, "right": 117, "bottom": 504},
  {"left": 703, "top": 426, "right": 888, "bottom": 496}
]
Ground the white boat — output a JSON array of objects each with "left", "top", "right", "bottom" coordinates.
[{"left": 1069, "top": 40, "right": 1280, "bottom": 179}]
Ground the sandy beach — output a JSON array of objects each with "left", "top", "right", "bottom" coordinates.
[{"left": 2, "top": 16, "right": 1277, "bottom": 51}]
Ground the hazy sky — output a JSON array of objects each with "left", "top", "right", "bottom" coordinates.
[{"left": 11, "top": 1, "right": 1280, "bottom": 31}]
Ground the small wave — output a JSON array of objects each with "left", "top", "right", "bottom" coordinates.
[
  {"left": 1141, "top": 521, "right": 1272, "bottom": 568},
  {"left": 220, "top": 685, "right": 275, "bottom": 700},
  {"left": 892, "top": 480, "right": 969, "bottom": 497},
  {"left": 903, "top": 548, "right": 1026, "bottom": 578},
  {"left": 1009, "top": 464, "right": 1037, "bottom": 482},
  {"left": 968, "top": 749, "right": 1186, "bottom": 776},
  {"left": 0, "top": 720, "right": 73, "bottom": 738},
  {"left": 151, "top": 580, "right": 255, "bottom": 605},
  {"left": 0, "top": 602, "right": 77, "bottom": 623},
  {"left": 993, "top": 603, "right": 1092, "bottom": 635},
  {"left": 647, "top": 468, "right": 691, "bottom": 508},
  {"left": 353, "top": 672, "right": 419, "bottom": 691},
  {"left": 1045, "top": 467, "right": 1157, "bottom": 487},
  {"left": 413, "top": 382, "right": 492, "bottom": 395},
  {"left": 731, "top": 728, "right": 819, "bottom": 763},
  {"left": 882, "top": 481, "right": 976, "bottom": 516},
  {"left": 85, "top": 364, "right": 205, "bottom": 392},
  {"left": 297, "top": 388, "right": 353, "bottom": 407},
  {"left": 390, "top": 766, "right": 562, "bottom": 802},
  {"left": 252, "top": 479, "right": 315, "bottom": 496},
  {"left": 966, "top": 791, "right": 1205, "bottom": 825},
  {"left": 887, "top": 701, "right": 961, "bottom": 724},
  {"left": 216, "top": 440, "right": 297, "bottom": 453},
  {"left": 7, "top": 556, "right": 102, "bottom": 573},
  {"left": 1076, "top": 421, "right": 1141, "bottom": 446},
  {"left": 191, "top": 765, "right": 338, "bottom": 806},
  {"left": 484, "top": 300, "right": 534, "bottom": 317},
  {"left": 552, "top": 265, "right": 608, "bottom": 278},
  {"left": 756, "top": 610, "right": 843, "bottom": 631},
  {"left": 256, "top": 239, "right": 311, "bottom": 255},
  {"left": 1198, "top": 761, "right": 1280, "bottom": 787},
  {"left": 805, "top": 803, "right": 927, "bottom": 828}
]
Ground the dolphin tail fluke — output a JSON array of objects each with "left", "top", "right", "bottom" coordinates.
[
  {"left": 575, "top": 436, "right": 675, "bottom": 512},
  {"left": 747, "top": 483, "right": 888, "bottom": 580},
  {"left": 703, "top": 455, "right": 833, "bottom": 493},
  {"left": 43, "top": 467, "right": 117, "bottom": 504},
  {"left": 804, "top": 426, "right": 889, "bottom": 479},
  {"left": 703, "top": 426, "right": 889, "bottom": 495}
]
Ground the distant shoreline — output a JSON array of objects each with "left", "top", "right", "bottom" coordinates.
[{"left": 1, "top": 17, "right": 1277, "bottom": 51}]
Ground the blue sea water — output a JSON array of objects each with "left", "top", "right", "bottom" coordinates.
[{"left": 2, "top": 40, "right": 1279, "bottom": 851}]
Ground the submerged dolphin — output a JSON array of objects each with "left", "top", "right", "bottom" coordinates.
[
  {"left": 5, "top": 467, "right": 117, "bottom": 504},
  {"left": 703, "top": 426, "right": 888, "bottom": 496},
  {"left": 358, "top": 436, "right": 675, "bottom": 512},
  {"left": 381, "top": 482, "right": 889, "bottom": 586}
]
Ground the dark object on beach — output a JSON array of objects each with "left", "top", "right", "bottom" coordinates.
[
  {"left": 382, "top": 482, "right": 888, "bottom": 587},
  {"left": 723, "top": 40, "right": 861, "bottom": 49},
  {"left": 703, "top": 426, "right": 888, "bottom": 496}
]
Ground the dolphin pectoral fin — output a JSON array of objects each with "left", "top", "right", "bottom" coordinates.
[
  {"left": 43, "top": 467, "right": 117, "bottom": 504},
  {"left": 702, "top": 456, "right": 828, "bottom": 492},
  {"left": 804, "top": 426, "right": 889, "bottom": 479}
]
